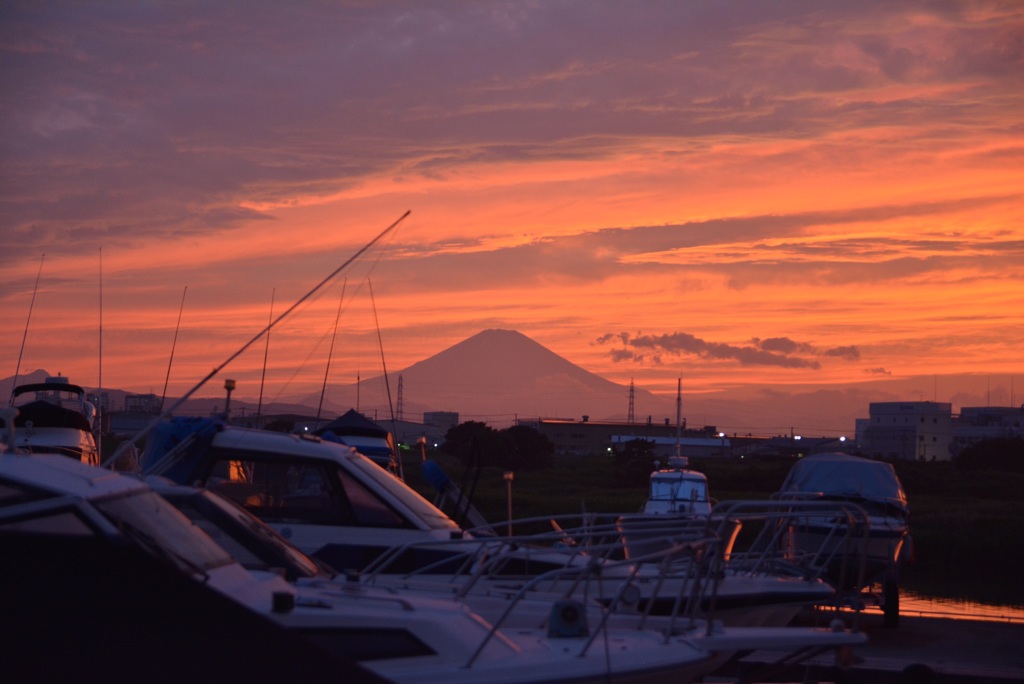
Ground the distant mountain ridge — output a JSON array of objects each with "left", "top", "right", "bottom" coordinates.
[
  {"left": 9, "top": 330, "right": 969, "bottom": 435},
  {"left": 1, "top": 331, "right": 671, "bottom": 427},
  {"left": 334, "top": 329, "right": 671, "bottom": 424}
]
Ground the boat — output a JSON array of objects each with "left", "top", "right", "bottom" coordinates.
[
  {"left": 0, "top": 449, "right": 866, "bottom": 684},
  {"left": 139, "top": 417, "right": 839, "bottom": 627},
  {"left": 148, "top": 478, "right": 871, "bottom": 682},
  {"left": 2, "top": 376, "right": 99, "bottom": 465},
  {"left": 774, "top": 452, "right": 912, "bottom": 626},
  {"left": 316, "top": 408, "right": 399, "bottom": 473},
  {"left": 615, "top": 456, "right": 735, "bottom": 561},
  {"left": 639, "top": 456, "right": 714, "bottom": 516}
]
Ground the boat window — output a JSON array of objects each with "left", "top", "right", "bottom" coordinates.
[
  {"left": 650, "top": 478, "right": 707, "bottom": 502},
  {"left": 166, "top": 490, "right": 324, "bottom": 579},
  {"left": 204, "top": 457, "right": 358, "bottom": 526},
  {"left": 300, "top": 627, "right": 435, "bottom": 661},
  {"left": 94, "top": 491, "right": 235, "bottom": 573},
  {"left": 343, "top": 455, "right": 461, "bottom": 532},
  {"left": 0, "top": 508, "right": 96, "bottom": 536},
  {"left": 0, "top": 480, "right": 53, "bottom": 506},
  {"left": 334, "top": 468, "right": 410, "bottom": 528}
]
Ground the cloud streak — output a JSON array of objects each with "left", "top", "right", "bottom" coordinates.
[{"left": 596, "top": 331, "right": 861, "bottom": 370}]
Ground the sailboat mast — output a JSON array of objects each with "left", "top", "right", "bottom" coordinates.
[
  {"left": 368, "top": 277, "right": 402, "bottom": 480},
  {"left": 159, "top": 286, "right": 188, "bottom": 413},
  {"left": 97, "top": 248, "right": 103, "bottom": 459},
  {"left": 256, "top": 288, "right": 275, "bottom": 427},
  {"left": 315, "top": 280, "right": 346, "bottom": 430},
  {"left": 102, "top": 210, "right": 409, "bottom": 467},
  {"left": 10, "top": 253, "right": 45, "bottom": 405}
]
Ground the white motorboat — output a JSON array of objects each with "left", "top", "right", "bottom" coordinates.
[
  {"left": 615, "top": 455, "right": 738, "bottom": 561},
  {"left": 2, "top": 376, "right": 99, "bottom": 465},
  {"left": 140, "top": 417, "right": 838, "bottom": 627},
  {"left": 1, "top": 451, "right": 866, "bottom": 684},
  {"left": 774, "top": 452, "right": 912, "bottom": 626},
  {"left": 640, "top": 456, "right": 714, "bottom": 516},
  {"left": 149, "top": 479, "right": 870, "bottom": 682}
]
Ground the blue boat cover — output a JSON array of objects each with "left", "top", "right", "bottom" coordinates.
[{"left": 140, "top": 416, "right": 224, "bottom": 482}]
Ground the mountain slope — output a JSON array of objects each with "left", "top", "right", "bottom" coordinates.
[{"left": 346, "top": 329, "right": 672, "bottom": 423}]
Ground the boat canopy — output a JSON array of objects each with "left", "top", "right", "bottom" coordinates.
[
  {"left": 140, "top": 416, "right": 225, "bottom": 482},
  {"left": 778, "top": 452, "right": 908, "bottom": 511},
  {"left": 12, "top": 381, "right": 87, "bottom": 398}
]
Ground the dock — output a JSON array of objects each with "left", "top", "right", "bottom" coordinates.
[{"left": 709, "top": 612, "right": 1024, "bottom": 683}]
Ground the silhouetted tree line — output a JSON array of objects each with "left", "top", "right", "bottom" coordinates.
[
  {"left": 264, "top": 418, "right": 294, "bottom": 433},
  {"left": 612, "top": 438, "right": 658, "bottom": 488},
  {"left": 955, "top": 437, "right": 1024, "bottom": 472},
  {"left": 441, "top": 421, "right": 555, "bottom": 471}
]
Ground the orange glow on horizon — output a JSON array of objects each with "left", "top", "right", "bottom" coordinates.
[{"left": 2, "top": 3, "right": 1023, "bottom": 432}]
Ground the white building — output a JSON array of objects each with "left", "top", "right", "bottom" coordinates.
[{"left": 860, "top": 401, "right": 953, "bottom": 461}]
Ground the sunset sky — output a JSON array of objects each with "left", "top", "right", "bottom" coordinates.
[{"left": 2, "top": 1, "right": 1023, "bottom": 431}]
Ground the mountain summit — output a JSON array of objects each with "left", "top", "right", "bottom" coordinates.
[{"left": 350, "top": 329, "right": 670, "bottom": 424}]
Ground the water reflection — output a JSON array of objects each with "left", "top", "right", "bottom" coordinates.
[{"left": 860, "top": 591, "right": 1024, "bottom": 624}]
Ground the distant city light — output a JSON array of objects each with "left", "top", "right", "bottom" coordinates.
[{"left": 840, "top": 436, "right": 847, "bottom": 442}]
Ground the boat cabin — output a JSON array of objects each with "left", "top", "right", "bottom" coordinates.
[
  {"left": 641, "top": 456, "right": 711, "bottom": 516},
  {"left": 2, "top": 377, "right": 98, "bottom": 464}
]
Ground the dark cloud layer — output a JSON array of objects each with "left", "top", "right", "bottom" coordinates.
[
  {"left": 594, "top": 330, "right": 861, "bottom": 369},
  {"left": 3, "top": 2, "right": 1022, "bottom": 266}
]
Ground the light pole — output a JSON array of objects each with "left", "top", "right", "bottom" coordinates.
[
  {"left": 223, "top": 379, "right": 236, "bottom": 420},
  {"left": 503, "top": 471, "right": 514, "bottom": 537}
]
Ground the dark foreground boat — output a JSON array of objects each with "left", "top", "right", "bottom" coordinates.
[{"left": 775, "top": 452, "right": 912, "bottom": 626}]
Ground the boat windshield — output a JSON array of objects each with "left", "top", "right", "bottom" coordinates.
[
  {"left": 649, "top": 476, "right": 708, "bottom": 503},
  {"left": 163, "top": 488, "right": 327, "bottom": 580},
  {"left": 94, "top": 491, "right": 236, "bottom": 574},
  {"left": 12, "top": 384, "right": 84, "bottom": 409},
  {"left": 344, "top": 455, "right": 462, "bottom": 532}
]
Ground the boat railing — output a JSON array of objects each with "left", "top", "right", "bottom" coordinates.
[
  {"left": 359, "top": 514, "right": 733, "bottom": 633},
  {"left": 361, "top": 510, "right": 712, "bottom": 582},
  {"left": 459, "top": 532, "right": 726, "bottom": 668},
  {"left": 710, "top": 498, "right": 872, "bottom": 619}
]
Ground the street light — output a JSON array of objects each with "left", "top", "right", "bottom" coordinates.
[
  {"left": 503, "top": 471, "right": 514, "bottom": 537},
  {"left": 223, "top": 379, "right": 236, "bottom": 420}
]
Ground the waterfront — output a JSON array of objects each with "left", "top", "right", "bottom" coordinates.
[
  {"left": 720, "top": 597, "right": 1024, "bottom": 683},
  {"left": 728, "top": 614, "right": 1024, "bottom": 683},
  {"left": 887, "top": 592, "right": 1024, "bottom": 625}
]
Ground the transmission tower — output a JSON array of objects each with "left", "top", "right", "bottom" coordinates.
[
  {"left": 627, "top": 378, "right": 635, "bottom": 423},
  {"left": 396, "top": 374, "right": 404, "bottom": 421}
]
